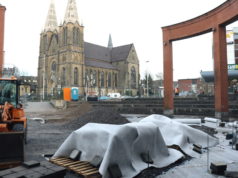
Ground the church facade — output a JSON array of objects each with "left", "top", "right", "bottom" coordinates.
[{"left": 37, "top": 0, "right": 140, "bottom": 98}]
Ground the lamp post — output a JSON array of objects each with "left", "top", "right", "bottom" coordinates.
[
  {"left": 146, "top": 60, "right": 149, "bottom": 97},
  {"left": 42, "top": 55, "right": 46, "bottom": 101}
]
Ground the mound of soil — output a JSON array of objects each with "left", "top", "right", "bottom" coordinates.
[
  {"left": 46, "top": 102, "right": 93, "bottom": 122},
  {"left": 63, "top": 107, "right": 129, "bottom": 130}
]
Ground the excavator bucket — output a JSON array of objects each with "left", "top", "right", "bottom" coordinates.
[{"left": 0, "top": 132, "right": 24, "bottom": 169}]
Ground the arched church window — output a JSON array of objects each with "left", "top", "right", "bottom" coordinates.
[
  {"left": 93, "top": 70, "right": 97, "bottom": 87},
  {"left": 74, "top": 67, "right": 78, "bottom": 85},
  {"left": 43, "top": 35, "right": 47, "bottom": 51},
  {"left": 62, "top": 67, "right": 66, "bottom": 86},
  {"left": 101, "top": 71, "right": 104, "bottom": 87},
  {"left": 108, "top": 72, "right": 111, "bottom": 88},
  {"left": 131, "top": 66, "right": 136, "bottom": 89},
  {"left": 85, "top": 69, "right": 89, "bottom": 86},
  {"left": 51, "top": 61, "right": 56, "bottom": 72},
  {"left": 115, "top": 73, "right": 118, "bottom": 88},
  {"left": 89, "top": 69, "right": 93, "bottom": 87},
  {"left": 77, "top": 28, "right": 80, "bottom": 43},
  {"left": 63, "top": 27, "right": 68, "bottom": 45},
  {"left": 73, "top": 27, "right": 76, "bottom": 44}
]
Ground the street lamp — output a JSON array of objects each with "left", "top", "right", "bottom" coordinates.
[
  {"left": 146, "top": 60, "right": 149, "bottom": 97},
  {"left": 42, "top": 54, "right": 46, "bottom": 101}
]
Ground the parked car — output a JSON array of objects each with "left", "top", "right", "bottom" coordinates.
[
  {"left": 87, "top": 95, "right": 98, "bottom": 101},
  {"left": 99, "top": 96, "right": 111, "bottom": 101},
  {"left": 107, "top": 93, "right": 121, "bottom": 99},
  {"left": 121, "top": 95, "right": 134, "bottom": 100}
]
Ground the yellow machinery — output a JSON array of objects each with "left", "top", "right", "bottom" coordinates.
[{"left": 0, "top": 77, "right": 27, "bottom": 169}]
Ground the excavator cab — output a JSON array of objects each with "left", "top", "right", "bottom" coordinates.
[
  {"left": 0, "top": 77, "right": 27, "bottom": 169},
  {"left": 0, "top": 79, "right": 18, "bottom": 107}
]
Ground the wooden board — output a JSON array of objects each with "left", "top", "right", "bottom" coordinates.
[{"left": 50, "top": 157, "right": 101, "bottom": 178}]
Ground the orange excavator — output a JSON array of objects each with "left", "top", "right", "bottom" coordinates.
[{"left": 0, "top": 4, "right": 27, "bottom": 169}]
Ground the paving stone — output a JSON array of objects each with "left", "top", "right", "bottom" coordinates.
[
  {"left": 0, "top": 169, "right": 14, "bottom": 177},
  {"left": 90, "top": 155, "right": 103, "bottom": 167},
  {"left": 69, "top": 149, "right": 81, "bottom": 160},
  {"left": 210, "top": 162, "right": 227, "bottom": 175},
  {"left": 193, "top": 146, "right": 202, "bottom": 154},
  {"left": 22, "top": 161, "right": 40, "bottom": 168},
  {"left": 8, "top": 166, "right": 26, "bottom": 173}
]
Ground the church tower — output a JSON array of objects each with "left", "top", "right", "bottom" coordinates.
[
  {"left": 38, "top": 0, "right": 85, "bottom": 98},
  {"left": 58, "top": 0, "right": 85, "bottom": 94},
  {"left": 38, "top": 0, "right": 59, "bottom": 98}
]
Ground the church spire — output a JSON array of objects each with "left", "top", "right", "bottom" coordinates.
[
  {"left": 64, "top": 0, "right": 79, "bottom": 24},
  {"left": 108, "top": 34, "right": 113, "bottom": 49},
  {"left": 44, "top": 0, "right": 58, "bottom": 32}
]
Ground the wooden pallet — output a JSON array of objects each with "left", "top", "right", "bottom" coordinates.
[{"left": 50, "top": 157, "right": 101, "bottom": 178}]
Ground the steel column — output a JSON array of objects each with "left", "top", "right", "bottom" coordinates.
[{"left": 213, "top": 25, "right": 229, "bottom": 119}]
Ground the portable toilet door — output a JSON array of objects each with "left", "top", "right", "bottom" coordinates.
[
  {"left": 63, "top": 88, "right": 71, "bottom": 101},
  {"left": 71, "top": 87, "right": 79, "bottom": 101}
]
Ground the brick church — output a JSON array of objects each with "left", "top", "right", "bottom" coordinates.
[{"left": 37, "top": 0, "right": 140, "bottom": 97}]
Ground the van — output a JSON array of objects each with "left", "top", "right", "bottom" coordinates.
[{"left": 107, "top": 93, "right": 121, "bottom": 99}]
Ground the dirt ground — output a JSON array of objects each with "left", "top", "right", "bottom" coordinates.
[
  {"left": 23, "top": 101, "right": 214, "bottom": 178},
  {"left": 24, "top": 101, "right": 128, "bottom": 162}
]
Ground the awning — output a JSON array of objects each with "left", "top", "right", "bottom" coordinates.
[{"left": 200, "top": 70, "right": 238, "bottom": 82}]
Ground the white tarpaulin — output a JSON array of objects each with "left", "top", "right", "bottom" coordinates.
[{"left": 53, "top": 114, "right": 218, "bottom": 178}]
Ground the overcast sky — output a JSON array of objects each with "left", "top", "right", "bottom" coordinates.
[{"left": 2, "top": 0, "right": 237, "bottom": 80}]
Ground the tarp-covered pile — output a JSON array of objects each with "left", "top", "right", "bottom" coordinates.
[{"left": 53, "top": 114, "right": 218, "bottom": 178}]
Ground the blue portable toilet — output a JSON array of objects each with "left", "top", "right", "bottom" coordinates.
[{"left": 71, "top": 87, "right": 79, "bottom": 101}]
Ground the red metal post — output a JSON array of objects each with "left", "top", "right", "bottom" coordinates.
[
  {"left": 213, "top": 25, "right": 229, "bottom": 119},
  {"left": 0, "top": 5, "right": 6, "bottom": 77},
  {"left": 163, "top": 35, "right": 174, "bottom": 115}
]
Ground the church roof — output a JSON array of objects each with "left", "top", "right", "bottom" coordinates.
[
  {"left": 84, "top": 42, "right": 132, "bottom": 62},
  {"left": 111, "top": 44, "right": 132, "bottom": 62},
  {"left": 64, "top": 0, "right": 79, "bottom": 24},
  {"left": 84, "top": 42, "right": 111, "bottom": 62},
  {"left": 44, "top": 0, "right": 58, "bottom": 32},
  {"left": 85, "top": 59, "right": 117, "bottom": 70},
  {"left": 84, "top": 42, "right": 132, "bottom": 70}
]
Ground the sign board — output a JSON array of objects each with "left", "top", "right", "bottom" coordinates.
[{"left": 228, "top": 64, "right": 238, "bottom": 70}]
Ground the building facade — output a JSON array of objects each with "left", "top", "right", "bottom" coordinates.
[
  {"left": 19, "top": 76, "right": 37, "bottom": 97},
  {"left": 37, "top": 0, "right": 140, "bottom": 98}
]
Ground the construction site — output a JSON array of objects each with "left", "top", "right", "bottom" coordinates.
[{"left": 0, "top": 0, "right": 238, "bottom": 178}]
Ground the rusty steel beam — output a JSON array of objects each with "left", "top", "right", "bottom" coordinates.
[
  {"left": 162, "top": 0, "right": 238, "bottom": 41},
  {"left": 162, "top": 0, "right": 238, "bottom": 119}
]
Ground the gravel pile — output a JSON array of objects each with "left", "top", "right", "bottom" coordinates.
[{"left": 63, "top": 107, "right": 129, "bottom": 130}]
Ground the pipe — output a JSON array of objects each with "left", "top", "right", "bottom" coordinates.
[
  {"left": 173, "top": 118, "right": 202, "bottom": 125},
  {"left": 0, "top": 5, "right": 6, "bottom": 77},
  {"left": 204, "top": 117, "right": 220, "bottom": 123}
]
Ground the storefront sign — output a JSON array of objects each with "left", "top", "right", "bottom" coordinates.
[{"left": 228, "top": 64, "right": 238, "bottom": 70}]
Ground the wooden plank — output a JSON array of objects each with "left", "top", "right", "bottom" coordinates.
[
  {"left": 81, "top": 168, "right": 98, "bottom": 174},
  {"left": 50, "top": 157, "right": 101, "bottom": 177},
  {"left": 75, "top": 166, "right": 92, "bottom": 171},
  {"left": 69, "top": 163, "right": 90, "bottom": 169},
  {"left": 71, "top": 165, "right": 92, "bottom": 172},
  {"left": 51, "top": 157, "right": 69, "bottom": 162},
  {"left": 83, "top": 170, "right": 99, "bottom": 176},
  {"left": 57, "top": 160, "right": 72, "bottom": 164},
  {"left": 63, "top": 161, "right": 81, "bottom": 166},
  {"left": 52, "top": 159, "right": 72, "bottom": 165}
]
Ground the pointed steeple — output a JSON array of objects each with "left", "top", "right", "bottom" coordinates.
[
  {"left": 108, "top": 34, "right": 113, "bottom": 49},
  {"left": 64, "top": 0, "right": 79, "bottom": 24},
  {"left": 44, "top": 0, "right": 58, "bottom": 32}
]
